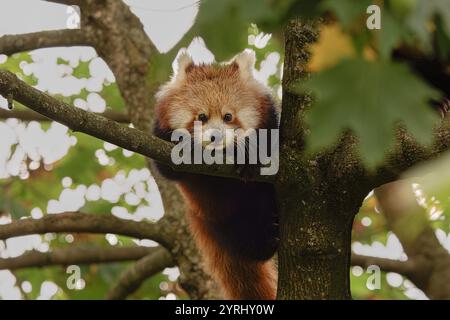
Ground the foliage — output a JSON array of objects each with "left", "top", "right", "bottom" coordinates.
[
  {"left": 299, "top": 58, "right": 439, "bottom": 167},
  {"left": 1, "top": 0, "right": 449, "bottom": 300}
]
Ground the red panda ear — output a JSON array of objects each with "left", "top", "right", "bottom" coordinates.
[
  {"left": 232, "top": 50, "right": 256, "bottom": 80},
  {"left": 175, "top": 52, "right": 194, "bottom": 81}
]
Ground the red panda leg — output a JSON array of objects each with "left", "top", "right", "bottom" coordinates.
[{"left": 189, "top": 212, "right": 277, "bottom": 300}]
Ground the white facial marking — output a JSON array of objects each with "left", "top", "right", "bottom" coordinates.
[
  {"left": 237, "top": 107, "right": 260, "bottom": 129},
  {"left": 168, "top": 108, "right": 193, "bottom": 129}
]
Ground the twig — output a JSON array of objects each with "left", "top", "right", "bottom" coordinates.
[
  {"left": 106, "top": 248, "right": 174, "bottom": 300},
  {"left": 0, "top": 246, "right": 160, "bottom": 270}
]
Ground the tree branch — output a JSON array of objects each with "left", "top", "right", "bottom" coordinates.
[
  {"left": 0, "top": 246, "right": 159, "bottom": 270},
  {"left": 0, "top": 30, "right": 91, "bottom": 56},
  {"left": 0, "top": 108, "right": 130, "bottom": 123},
  {"left": 0, "top": 212, "right": 171, "bottom": 249},
  {"left": 375, "top": 182, "right": 450, "bottom": 299},
  {"left": 106, "top": 248, "right": 174, "bottom": 300},
  {"left": 351, "top": 254, "right": 419, "bottom": 278},
  {"left": 373, "top": 122, "right": 450, "bottom": 187},
  {"left": 0, "top": 69, "right": 272, "bottom": 182}
]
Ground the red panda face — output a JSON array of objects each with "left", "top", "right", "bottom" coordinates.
[{"left": 155, "top": 51, "right": 273, "bottom": 148}]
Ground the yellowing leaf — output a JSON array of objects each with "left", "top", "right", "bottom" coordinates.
[{"left": 308, "top": 24, "right": 355, "bottom": 72}]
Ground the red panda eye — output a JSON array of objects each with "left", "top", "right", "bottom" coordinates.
[
  {"left": 223, "top": 113, "right": 233, "bottom": 122},
  {"left": 198, "top": 113, "right": 208, "bottom": 122}
]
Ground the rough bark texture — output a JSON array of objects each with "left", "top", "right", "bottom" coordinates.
[
  {"left": 0, "top": 29, "right": 92, "bottom": 55},
  {"left": 0, "top": 212, "right": 170, "bottom": 247},
  {"left": 0, "top": 108, "right": 130, "bottom": 123},
  {"left": 1, "top": 2, "right": 450, "bottom": 300},
  {"left": 276, "top": 19, "right": 373, "bottom": 300}
]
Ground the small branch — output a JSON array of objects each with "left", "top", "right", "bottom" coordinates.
[
  {"left": 0, "top": 212, "right": 171, "bottom": 249},
  {"left": 351, "top": 254, "right": 418, "bottom": 277},
  {"left": 0, "top": 246, "right": 158, "bottom": 270},
  {"left": 0, "top": 30, "right": 91, "bottom": 56},
  {"left": 0, "top": 70, "right": 272, "bottom": 182},
  {"left": 0, "top": 108, "right": 130, "bottom": 123},
  {"left": 106, "top": 247, "right": 174, "bottom": 300}
]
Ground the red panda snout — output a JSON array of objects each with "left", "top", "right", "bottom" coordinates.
[{"left": 198, "top": 118, "right": 236, "bottom": 149}]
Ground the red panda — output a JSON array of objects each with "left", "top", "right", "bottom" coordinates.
[{"left": 152, "top": 51, "right": 279, "bottom": 300}]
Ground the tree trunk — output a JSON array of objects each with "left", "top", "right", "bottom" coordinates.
[
  {"left": 276, "top": 19, "right": 370, "bottom": 299},
  {"left": 276, "top": 180, "right": 357, "bottom": 299}
]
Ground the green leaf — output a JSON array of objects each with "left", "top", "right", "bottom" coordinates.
[
  {"left": 72, "top": 60, "right": 91, "bottom": 79},
  {"left": 188, "top": 0, "right": 289, "bottom": 60},
  {"left": 388, "top": 0, "right": 418, "bottom": 19},
  {"left": 191, "top": 0, "right": 250, "bottom": 60},
  {"left": 321, "top": 0, "right": 372, "bottom": 29},
  {"left": 0, "top": 193, "right": 28, "bottom": 218},
  {"left": 435, "top": 15, "right": 450, "bottom": 59},
  {"left": 297, "top": 58, "right": 440, "bottom": 168},
  {"left": 0, "top": 52, "right": 37, "bottom": 85},
  {"left": 380, "top": 10, "right": 404, "bottom": 59},
  {"left": 100, "top": 83, "right": 125, "bottom": 111},
  {"left": 406, "top": 0, "right": 450, "bottom": 50},
  {"left": 57, "top": 57, "right": 70, "bottom": 65},
  {"left": 54, "top": 133, "right": 103, "bottom": 185}
]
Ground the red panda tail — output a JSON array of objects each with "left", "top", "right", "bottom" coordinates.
[
  {"left": 189, "top": 213, "right": 277, "bottom": 300},
  {"left": 215, "top": 256, "right": 277, "bottom": 300}
]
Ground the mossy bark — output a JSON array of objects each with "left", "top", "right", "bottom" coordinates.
[{"left": 276, "top": 19, "right": 370, "bottom": 299}]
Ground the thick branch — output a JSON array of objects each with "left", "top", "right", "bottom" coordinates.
[
  {"left": 0, "top": 246, "right": 159, "bottom": 270},
  {"left": 374, "top": 121, "right": 450, "bottom": 187},
  {"left": 0, "top": 70, "right": 271, "bottom": 182},
  {"left": 0, "top": 30, "right": 91, "bottom": 56},
  {"left": 0, "top": 108, "right": 130, "bottom": 123},
  {"left": 375, "top": 182, "right": 450, "bottom": 299},
  {"left": 0, "top": 212, "right": 171, "bottom": 248},
  {"left": 106, "top": 248, "right": 174, "bottom": 300}
]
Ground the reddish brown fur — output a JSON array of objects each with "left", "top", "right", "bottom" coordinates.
[
  {"left": 188, "top": 206, "right": 277, "bottom": 300},
  {"left": 153, "top": 57, "right": 279, "bottom": 300}
]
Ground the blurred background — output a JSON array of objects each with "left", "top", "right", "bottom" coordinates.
[{"left": 0, "top": 0, "right": 449, "bottom": 300}]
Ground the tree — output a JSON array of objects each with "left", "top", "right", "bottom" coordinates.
[{"left": 0, "top": 0, "right": 449, "bottom": 300}]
